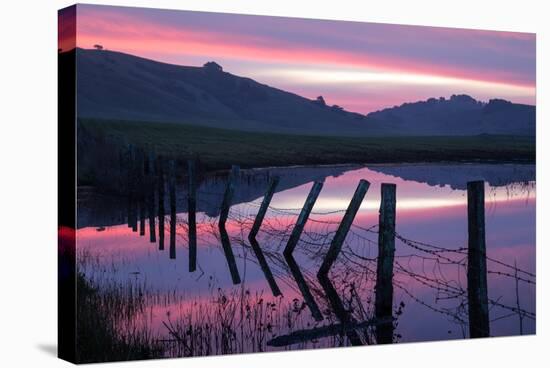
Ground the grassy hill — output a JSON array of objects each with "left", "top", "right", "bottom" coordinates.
[
  {"left": 76, "top": 48, "right": 367, "bottom": 136},
  {"left": 78, "top": 118, "right": 535, "bottom": 182},
  {"left": 75, "top": 48, "right": 535, "bottom": 137}
]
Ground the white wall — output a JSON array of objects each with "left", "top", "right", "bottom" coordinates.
[{"left": 0, "top": 0, "right": 547, "bottom": 367}]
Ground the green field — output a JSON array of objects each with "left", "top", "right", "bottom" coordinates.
[{"left": 79, "top": 118, "right": 535, "bottom": 173}]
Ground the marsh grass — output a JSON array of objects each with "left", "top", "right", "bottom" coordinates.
[
  {"left": 75, "top": 273, "right": 164, "bottom": 363},
  {"left": 77, "top": 117, "right": 535, "bottom": 189},
  {"left": 75, "top": 261, "right": 364, "bottom": 360},
  {"left": 160, "top": 288, "right": 352, "bottom": 357},
  {"left": 74, "top": 212, "right": 393, "bottom": 360}
]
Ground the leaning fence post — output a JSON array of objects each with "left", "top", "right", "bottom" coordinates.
[
  {"left": 375, "top": 183, "right": 396, "bottom": 344},
  {"left": 467, "top": 180, "right": 490, "bottom": 338},
  {"left": 283, "top": 181, "right": 323, "bottom": 257},
  {"left": 318, "top": 179, "right": 370, "bottom": 276},
  {"left": 317, "top": 179, "right": 370, "bottom": 346},
  {"left": 248, "top": 176, "right": 282, "bottom": 296},
  {"left": 250, "top": 176, "right": 279, "bottom": 239},
  {"left": 188, "top": 159, "right": 197, "bottom": 272},
  {"left": 169, "top": 160, "right": 177, "bottom": 259},
  {"left": 218, "top": 165, "right": 241, "bottom": 284},
  {"left": 283, "top": 180, "right": 324, "bottom": 320}
]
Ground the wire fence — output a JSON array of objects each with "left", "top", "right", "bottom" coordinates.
[{"left": 157, "top": 187, "right": 536, "bottom": 337}]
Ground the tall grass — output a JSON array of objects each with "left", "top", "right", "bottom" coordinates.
[
  {"left": 75, "top": 265, "right": 365, "bottom": 360},
  {"left": 76, "top": 273, "right": 164, "bottom": 363},
  {"left": 160, "top": 288, "right": 349, "bottom": 357}
]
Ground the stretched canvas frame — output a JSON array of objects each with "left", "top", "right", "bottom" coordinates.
[{"left": 58, "top": 4, "right": 536, "bottom": 364}]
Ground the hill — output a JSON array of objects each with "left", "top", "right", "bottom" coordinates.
[
  {"left": 74, "top": 48, "right": 535, "bottom": 136},
  {"left": 365, "top": 95, "right": 535, "bottom": 136},
  {"left": 75, "top": 48, "right": 366, "bottom": 136}
]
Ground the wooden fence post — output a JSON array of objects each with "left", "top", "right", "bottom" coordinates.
[
  {"left": 147, "top": 151, "right": 156, "bottom": 243},
  {"left": 138, "top": 150, "right": 146, "bottom": 236},
  {"left": 127, "top": 144, "right": 137, "bottom": 231},
  {"left": 467, "top": 180, "right": 490, "bottom": 338},
  {"left": 219, "top": 165, "right": 239, "bottom": 226},
  {"left": 282, "top": 180, "right": 324, "bottom": 321},
  {"left": 157, "top": 156, "right": 165, "bottom": 250},
  {"left": 375, "top": 183, "right": 396, "bottom": 344},
  {"left": 126, "top": 147, "right": 132, "bottom": 228},
  {"left": 248, "top": 176, "right": 282, "bottom": 296},
  {"left": 285, "top": 254, "right": 323, "bottom": 321},
  {"left": 188, "top": 159, "right": 197, "bottom": 272},
  {"left": 169, "top": 160, "right": 177, "bottom": 259},
  {"left": 283, "top": 181, "right": 323, "bottom": 257},
  {"left": 139, "top": 201, "right": 146, "bottom": 236},
  {"left": 249, "top": 176, "right": 279, "bottom": 238},
  {"left": 317, "top": 179, "right": 370, "bottom": 346},
  {"left": 266, "top": 316, "right": 392, "bottom": 347},
  {"left": 218, "top": 165, "right": 241, "bottom": 284},
  {"left": 126, "top": 196, "right": 133, "bottom": 228},
  {"left": 318, "top": 179, "right": 370, "bottom": 276}
]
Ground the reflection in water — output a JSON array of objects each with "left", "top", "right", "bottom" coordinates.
[
  {"left": 77, "top": 164, "right": 536, "bottom": 357},
  {"left": 369, "top": 163, "right": 535, "bottom": 190},
  {"left": 316, "top": 179, "right": 371, "bottom": 346},
  {"left": 169, "top": 160, "right": 176, "bottom": 259},
  {"left": 219, "top": 166, "right": 241, "bottom": 284},
  {"left": 187, "top": 159, "right": 197, "bottom": 272},
  {"left": 157, "top": 156, "right": 165, "bottom": 250},
  {"left": 248, "top": 176, "right": 282, "bottom": 297},
  {"left": 282, "top": 181, "right": 325, "bottom": 321},
  {"left": 145, "top": 153, "right": 156, "bottom": 243}
]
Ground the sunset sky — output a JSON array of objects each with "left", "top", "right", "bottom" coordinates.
[{"left": 60, "top": 4, "right": 536, "bottom": 114}]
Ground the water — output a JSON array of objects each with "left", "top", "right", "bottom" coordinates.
[{"left": 77, "top": 163, "right": 536, "bottom": 355}]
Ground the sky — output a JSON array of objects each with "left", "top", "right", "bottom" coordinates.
[{"left": 60, "top": 4, "right": 536, "bottom": 114}]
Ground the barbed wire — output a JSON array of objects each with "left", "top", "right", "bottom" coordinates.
[{"left": 123, "top": 184, "right": 536, "bottom": 336}]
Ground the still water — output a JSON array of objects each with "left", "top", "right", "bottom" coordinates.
[{"left": 77, "top": 163, "right": 535, "bottom": 355}]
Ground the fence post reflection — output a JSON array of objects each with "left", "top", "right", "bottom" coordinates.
[
  {"left": 218, "top": 165, "right": 241, "bottom": 284},
  {"left": 188, "top": 159, "right": 197, "bottom": 272},
  {"left": 169, "top": 160, "right": 177, "bottom": 259},
  {"left": 157, "top": 156, "right": 165, "bottom": 250}
]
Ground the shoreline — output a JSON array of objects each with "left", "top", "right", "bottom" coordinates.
[
  {"left": 77, "top": 118, "right": 535, "bottom": 188},
  {"left": 78, "top": 160, "right": 536, "bottom": 194},
  {"left": 220, "top": 159, "right": 535, "bottom": 174}
]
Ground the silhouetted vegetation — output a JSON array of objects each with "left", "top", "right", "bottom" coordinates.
[
  {"left": 77, "top": 117, "right": 535, "bottom": 191},
  {"left": 76, "top": 273, "right": 164, "bottom": 363}
]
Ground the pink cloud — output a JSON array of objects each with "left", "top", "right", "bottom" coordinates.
[{"left": 75, "top": 8, "right": 534, "bottom": 89}]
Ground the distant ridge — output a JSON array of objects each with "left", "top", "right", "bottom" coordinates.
[
  {"left": 73, "top": 48, "right": 535, "bottom": 137},
  {"left": 365, "top": 94, "right": 535, "bottom": 136}
]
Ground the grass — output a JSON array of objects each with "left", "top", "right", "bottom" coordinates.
[
  {"left": 74, "top": 246, "right": 378, "bottom": 359},
  {"left": 79, "top": 117, "right": 535, "bottom": 174},
  {"left": 75, "top": 272, "right": 367, "bottom": 359},
  {"left": 76, "top": 273, "right": 164, "bottom": 363}
]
